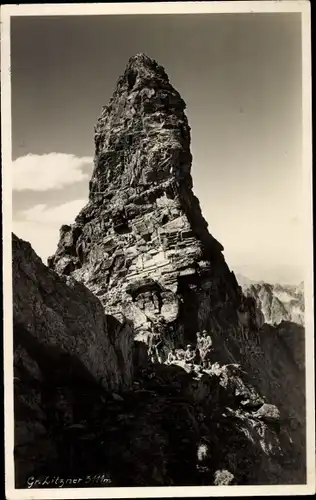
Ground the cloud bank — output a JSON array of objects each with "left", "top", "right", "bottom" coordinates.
[
  {"left": 13, "top": 153, "right": 93, "bottom": 191},
  {"left": 14, "top": 199, "right": 88, "bottom": 263},
  {"left": 21, "top": 200, "right": 87, "bottom": 224}
]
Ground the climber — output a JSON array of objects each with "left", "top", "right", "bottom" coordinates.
[
  {"left": 196, "top": 331, "right": 203, "bottom": 349},
  {"left": 176, "top": 349, "right": 185, "bottom": 361},
  {"left": 204, "top": 331, "right": 213, "bottom": 349},
  {"left": 147, "top": 334, "right": 161, "bottom": 364},
  {"left": 166, "top": 348, "right": 177, "bottom": 365},
  {"left": 199, "top": 330, "right": 206, "bottom": 342},
  {"left": 198, "top": 330, "right": 206, "bottom": 348},
  {"left": 184, "top": 344, "right": 196, "bottom": 364},
  {"left": 200, "top": 331, "right": 213, "bottom": 368},
  {"left": 198, "top": 330, "right": 205, "bottom": 348},
  {"left": 148, "top": 344, "right": 158, "bottom": 364},
  {"left": 153, "top": 335, "right": 163, "bottom": 363}
]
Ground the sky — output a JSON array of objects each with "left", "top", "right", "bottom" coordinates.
[{"left": 11, "top": 12, "right": 304, "bottom": 284}]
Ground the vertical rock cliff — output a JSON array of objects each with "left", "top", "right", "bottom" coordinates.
[{"left": 15, "top": 53, "right": 306, "bottom": 486}]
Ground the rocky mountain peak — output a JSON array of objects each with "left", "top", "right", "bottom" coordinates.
[
  {"left": 47, "top": 57, "right": 272, "bottom": 356},
  {"left": 49, "top": 54, "right": 244, "bottom": 350},
  {"left": 123, "top": 52, "right": 170, "bottom": 84},
  {"left": 91, "top": 52, "right": 190, "bottom": 196}
]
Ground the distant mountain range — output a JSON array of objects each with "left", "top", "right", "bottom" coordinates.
[{"left": 236, "top": 274, "right": 304, "bottom": 326}]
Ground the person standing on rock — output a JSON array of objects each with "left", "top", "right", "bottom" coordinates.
[
  {"left": 200, "top": 330, "right": 214, "bottom": 368},
  {"left": 196, "top": 331, "right": 203, "bottom": 350},
  {"left": 197, "top": 331, "right": 205, "bottom": 351},
  {"left": 148, "top": 334, "right": 160, "bottom": 364},
  {"left": 202, "top": 330, "right": 208, "bottom": 343},
  {"left": 152, "top": 335, "right": 163, "bottom": 364},
  {"left": 204, "top": 331, "right": 213, "bottom": 350},
  {"left": 175, "top": 349, "right": 185, "bottom": 362},
  {"left": 184, "top": 345, "right": 196, "bottom": 367},
  {"left": 148, "top": 344, "right": 157, "bottom": 364},
  {"left": 198, "top": 331, "right": 207, "bottom": 367}
]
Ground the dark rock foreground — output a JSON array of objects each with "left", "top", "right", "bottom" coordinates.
[{"left": 14, "top": 54, "right": 306, "bottom": 487}]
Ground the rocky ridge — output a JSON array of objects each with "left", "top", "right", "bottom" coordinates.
[{"left": 14, "top": 54, "right": 306, "bottom": 487}]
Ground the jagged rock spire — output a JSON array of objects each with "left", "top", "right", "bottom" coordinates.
[
  {"left": 91, "top": 52, "right": 191, "bottom": 197},
  {"left": 48, "top": 54, "right": 256, "bottom": 351}
]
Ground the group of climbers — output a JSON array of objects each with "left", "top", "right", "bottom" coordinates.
[
  {"left": 148, "top": 329, "right": 215, "bottom": 373},
  {"left": 166, "top": 344, "right": 196, "bottom": 364}
]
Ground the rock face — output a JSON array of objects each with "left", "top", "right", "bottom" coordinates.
[
  {"left": 13, "top": 233, "right": 135, "bottom": 487},
  {"left": 13, "top": 233, "right": 134, "bottom": 392},
  {"left": 48, "top": 53, "right": 263, "bottom": 359},
  {"left": 14, "top": 54, "right": 306, "bottom": 487},
  {"left": 238, "top": 277, "right": 305, "bottom": 326}
]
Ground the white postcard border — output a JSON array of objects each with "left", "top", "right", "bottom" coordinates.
[{"left": 1, "top": 2, "right": 314, "bottom": 498}]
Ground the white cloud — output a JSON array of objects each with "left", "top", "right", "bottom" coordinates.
[
  {"left": 13, "top": 153, "right": 93, "bottom": 191},
  {"left": 13, "top": 199, "right": 88, "bottom": 263},
  {"left": 13, "top": 221, "right": 61, "bottom": 263},
  {"left": 21, "top": 199, "right": 87, "bottom": 225}
]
